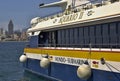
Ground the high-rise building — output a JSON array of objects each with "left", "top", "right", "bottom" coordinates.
[
  {"left": 8, "top": 20, "right": 14, "bottom": 35},
  {"left": 0, "top": 28, "right": 3, "bottom": 35}
]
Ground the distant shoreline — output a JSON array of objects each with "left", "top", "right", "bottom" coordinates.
[{"left": 0, "top": 41, "right": 28, "bottom": 42}]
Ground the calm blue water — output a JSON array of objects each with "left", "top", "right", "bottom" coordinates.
[{"left": 0, "top": 42, "right": 48, "bottom": 81}]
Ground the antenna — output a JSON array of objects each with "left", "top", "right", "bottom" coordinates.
[
  {"left": 39, "top": 0, "right": 68, "bottom": 11},
  {"left": 39, "top": 3, "right": 44, "bottom": 7}
]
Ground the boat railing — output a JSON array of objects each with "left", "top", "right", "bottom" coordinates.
[{"left": 26, "top": 44, "right": 120, "bottom": 51}]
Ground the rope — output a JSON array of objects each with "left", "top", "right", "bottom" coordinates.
[
  {"left": 105, "top": 62, "right": 120, "bottom": 80},
  {"left": 106, "top": 62, "right": 120, "bottom": 72}
]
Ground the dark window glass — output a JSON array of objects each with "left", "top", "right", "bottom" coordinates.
[
  {"left": 51, "top": 31, "right": 57, "bottom": 46},
  {"left": 51, "top": 32, "right": 55, "bottom": 45},
  {"left": 118, "top": 22, "right": 120, "bottom": 45},
  {"left": 102, "top": 24, "right": 109, "bottom": 36},
  {"left": 54, "top": 31, "right": 58, "bottom": 45},
  {"left": 79, "top": 27, "right": 84, "bottom": 45},
  {"left": 95, "top": 25, "right": 102, "bottom": 45},
  {"left": 109, "top": 22, "right": 117, "bottom": 44},
  {"left": 65, "top": 29, "right": 69, "bottom": 46},
  {"left": 74, "top": 28, "right": 78, "bottom": 45},
  {"left": 48, "top": 32, "right": 52, "bottom": 45},
  {"left": 102, "top": 24, "right": 109, "bottom": 46},
  {"left": 56, "top": 22, "right": 120, "bottom": 48},
  {"left": 58, "top": 30, "right": 61, "bottom": 45},
  {"left": 61, "top": 30, "right": 65, "bottom": 45},
  {"left": 89, "top": 26, "right": 95, "bottom": 45},
  {"left": 64, "top": 29, "right": 66, "bottom": 45},
  {"left": 69, "top": 28, "right": 74, "bottom": 46},
  {"left": 84, "top": 27, "right": 89, "bottom": 46}
]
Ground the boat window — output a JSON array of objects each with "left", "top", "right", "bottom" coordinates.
[
  {"left": 61, "top": 30, "right": 65, "bottom": 45},
  {"left": 84, "top": 27, "right": 89, "bottom": 47},
  {"left": 37, "top": 21, "right": 120, "bottom": 48},
  {"left": 32, "top": 32, "right": 34, "bottom": 35},
  {"left": 47, "top": 31, "right": 58, "bottom": 47},
  {"left": 79, "top": 27, "right": 84, "bottom": 45},
  {"left": 38, "top": 32, "right": 48, "bottom": 47},
  {"left": 118, "top": 22, "right": 120, "bottom": 46},
  {"left": 95, "top": 25, "right": 102, "bottom": 45},
  {"left": 70, "top": 28, "right": 74, "bottom": 46},
  {"left": 109, "top": 22, "right": 117, "bottom": 44},
  {"left": 102, "top": 24, "right": 109, "bottom": 47},
  {"left": 74, "top": 28, "right": 79, "bottom": 46},
  {"left": 58, "top": 30, "right": 62, "bottom": 46},
  {"left": 48, "top": 32, "right": 52, "bottom": 46},
  {"left": 53, "top": 31, "right": 58, "bottom": 46},
  {"left": 63, "top": 29, "right": 66, "bottom": 46},
  {"left": 89, "top": 26, "right": 95, "bottom": 46},
  {"left": 65, "top": 29, "right": 70, "bottom": 46}
]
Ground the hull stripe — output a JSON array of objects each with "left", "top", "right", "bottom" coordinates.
[{"left": 24, "top": 48, "right": 120, "bottom": 62}]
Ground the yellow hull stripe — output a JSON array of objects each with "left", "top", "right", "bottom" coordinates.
[{"left": 24, "top": 48, "right": 120, "bottom": 62}]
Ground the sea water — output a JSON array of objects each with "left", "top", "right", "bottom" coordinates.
[{"left": 0, "top": 42, "right": 48, "bottom": 81}]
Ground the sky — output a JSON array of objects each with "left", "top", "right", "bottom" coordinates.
[{"left": 0, "top": 0, "right": 60, "bottom": 31}]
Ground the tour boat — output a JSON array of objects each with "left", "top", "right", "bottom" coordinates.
[{"left": 20, "top": 0, "right": 120, "bottom": 81}]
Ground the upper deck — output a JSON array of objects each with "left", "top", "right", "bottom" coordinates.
[{"left": 27, "top": 0, "right": 120, "bottom": 34}]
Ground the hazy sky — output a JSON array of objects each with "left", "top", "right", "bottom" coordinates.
[{"left": 0, "top": 0, "right": 60, "bottom": 30}]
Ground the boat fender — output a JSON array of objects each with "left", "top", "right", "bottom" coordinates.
[
  {"left": 40, "top": 58, "right": 50, "bottom": 68},
  {"left": 77, "top": 61, "right": 91, "bottom": 80},
  {"left": 19, "top": 54, "right": 27, "bottom": 62}
]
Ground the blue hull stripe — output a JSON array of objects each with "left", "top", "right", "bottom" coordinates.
[{"left": 24, "top": 58, "right": 120, "bottom": 81}]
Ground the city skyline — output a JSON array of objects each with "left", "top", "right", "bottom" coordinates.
[
  {"left": 0, "top": 0, "right": 60, "bottom": 30},
  {"left": 0, "top": 19, "right": 28, "bottom": 41},
  {"left": 0, "top": 19, "right": 27, "bottom": 32}
]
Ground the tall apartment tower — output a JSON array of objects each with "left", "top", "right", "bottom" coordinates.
[
  {"left": 0, "top": 28, "right": 3, "bottom": 35},
  {"left": 8, "top": 20, "right": 14, "bottom": 35}
]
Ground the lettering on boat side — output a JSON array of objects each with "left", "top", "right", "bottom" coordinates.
[
  {"left": 58, "top": 12, "right": 84, "bottom": 24},
  {"left": 54, "top": 56, "right": 85, "bottom": 66},
  {"left": 79, "top": 11, "right": 84, "bottom": 19},
  {"left": 87, "top": 10, "right": 94, "bottom": 16},
  {"left": 53, "top": 19, "right": 57, "bottom": 23}
]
